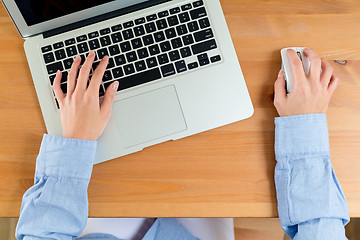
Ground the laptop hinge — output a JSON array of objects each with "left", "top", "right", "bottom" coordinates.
[{"left": 43, "top": 0, "right": 171, "bottom": 39}]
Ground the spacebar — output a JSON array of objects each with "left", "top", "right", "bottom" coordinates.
[{"left": 117, "top": 68, "right": 162, "bottom": 91}]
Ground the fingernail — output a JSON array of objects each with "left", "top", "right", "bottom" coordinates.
[
  {"left": 56, "top": 70, "right": 61, "bottom": 76},
  {"left": 103, "top": 55, "right": 109, "bottom": 62},
  {"left": 89, "top": 51, "right": 95, "bottom": 56},
  {"left": 74, "top": 55, "right": 80, "bottom": 61},
  {"left": 112, "top": 82, "right": 119, "bottom": 91},
  {"left": 278, "top": 69, "right": 283, "bottom": 78}
]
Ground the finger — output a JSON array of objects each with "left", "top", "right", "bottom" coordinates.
[
  {"left": 303, "top": 48, "right": 322, "bottom": 80},
  {"left": 67, "top": 55, "right": 81, "bottom": 95},
  {"left": 76, "top": 51, "right": 96, "bottom": 92},
  {"left": 328, "top": 75, "right": 340, "bottom": 97},
  {"left": 88, "top": 56, "right": 109, "bottom": 94},
  {"left": 274, "top": 69, "right": 287, "bottom": 105},
  {"left": 101, "top": 81, "right": 119, "bottom": 119},
  {"left": 287, "top": 49, "right": 307, "bottom": 86},
  {"left": 52, "top": 70, "right": 65, "bottom": 106},
  {"left": 320, "top": 58, "right": 333, "bottom": 88}
]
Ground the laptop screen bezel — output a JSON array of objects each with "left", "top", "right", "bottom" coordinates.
[{"left": 1, "top": 0, "right": 154, "bottom": 38}]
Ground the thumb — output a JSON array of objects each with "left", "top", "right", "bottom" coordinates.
[
  {"left": 274, "top": 69, "right": 287, "bottom": 102},
  {"left": 101, "top": 81, "right": 119, "bottom": 119}
]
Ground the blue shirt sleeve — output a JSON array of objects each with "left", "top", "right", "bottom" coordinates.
[
  {"left": 16, "top": 134, "right": 97, "bottom": 240},
  {"left": 274, "top": 114, "right": 350, "bottom": 239}
]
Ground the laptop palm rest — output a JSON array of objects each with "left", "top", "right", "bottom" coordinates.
[{"left": 113, "top": 85, "right": 187, "bottom": 148}]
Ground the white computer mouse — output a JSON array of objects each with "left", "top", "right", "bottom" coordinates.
[{"left": 281, "top": 47, "right": 310, "bottom": 93}]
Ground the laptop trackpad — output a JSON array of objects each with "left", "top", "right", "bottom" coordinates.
[{"left": 113, "top": 85, "right": 187, "bottom": 148}]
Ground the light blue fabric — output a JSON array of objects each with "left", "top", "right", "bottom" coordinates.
[
  {"left": 15, "top": 113, "right": 350, "bottom": 240},
  {"left": 275, "top": 113, "right": 350, "bottom": 239}
]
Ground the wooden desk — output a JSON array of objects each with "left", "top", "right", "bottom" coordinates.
[{"left": 0, "top": 0, "right": 359, "bottom": 217}]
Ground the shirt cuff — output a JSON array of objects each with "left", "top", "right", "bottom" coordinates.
[
  {"left": 275, "top": 114, "right": 330, "bottom": 159},
  {"left": 35, "top": 134, "right": 97, "bottom": 181}
]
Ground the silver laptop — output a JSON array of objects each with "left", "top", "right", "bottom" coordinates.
[{"left": 2, "top": 0, "right": 253, "bottom": 164}]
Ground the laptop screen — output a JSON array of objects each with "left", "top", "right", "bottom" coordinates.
[{"left": 14, "top": 0, "right": 149, "bottom": 26}]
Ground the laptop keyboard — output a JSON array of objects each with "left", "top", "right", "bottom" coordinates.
[{"left": 41, "top": 0, "right": 222, "bottom": 109}]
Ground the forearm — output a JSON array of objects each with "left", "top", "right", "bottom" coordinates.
[
  {"left": 274, "top": 114, "right": 349, "bottom": 239},
  {"left": 16, "top": 134, "right": 96, "bottom": 240}
]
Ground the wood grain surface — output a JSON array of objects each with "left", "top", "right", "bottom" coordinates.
[{"left": 0, "top": 0, "right": 359, "bottom": 217}]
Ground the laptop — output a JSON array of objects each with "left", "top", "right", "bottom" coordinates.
[{"left": 2, "top": 0, "right": 254, "bottom": 164}]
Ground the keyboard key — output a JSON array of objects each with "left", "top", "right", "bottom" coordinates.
[
  {"left": 49, "top": 74, "right": 56, "bottom": 85},
  {"left": 120, "top": 41, "right": 132, "bottom": 52},
  {"left": 181, "top": 4, "right": 192, "bottom": 11},
  {"left": 180, "top": 46, "right": 192, "bottom": 58},
  {"left": 157, "top": 53, "right": 169, "bottom": 65},
  {"left": 137, "top": 48, "right": 149, "bottom": 59},
  {"left": 77, "top": 42, "right": 89, "bottom": 53},
  {"left": 65, "top": 38, "right": 76, "bottom": 46},
  {"left": 124, "top": 21, "right": 134, "bottom": 28},
  {"left": 109, "top": 45, "right": 120, "bottom": 56},
  {"left": 53, "top": 42, "right": 64, "bottom": 49},
  {"left": 63, "top": 58, "right": 73, "bottom": 69},
  {"left": 161, "top": 63, "right": 175, "bottom": 77},
  {"left": 126, "top": 51, "right": 137, "bottom": 62},
  {"left": 194, "top": 28, "right": 213, "bottom": 42},
  {"left": 135, "top": 60, "right": 146, "bottom": 71},
  {"left": 131, "top": 38, "right": 143, "bottom": 49},
  {"left": 156, "top": 19, "right": 168, "bottom": 30},
  {"left": 191, "top": 39, "right": 217, "bottom": 54},
  {"left": 170, "top": 7, "right": 181, "bottom": 14},
  {"left": 100, "top": 36, "right": 111, "bottom": 47},
  {"left": 124, "top": 63, "right": 135, "bottom": 75},
  {"left": 105, "top": 68, "right": 162, "bottom": 91},
  {"left": 169, "top": 50, "right": 180, "bottom": 61},
  {"left": 175, "top": 60, "right": 187, "bottom": 73},
  {"left": 143, "top": 35, "right": 154, "bottom": 46},
  {"left": 60, "top": 71, "right": 68, "bottom": 83},
  {"left": 43, "top": 52, "right": 55, "bottom": 63},
  {"left": 154, "top": 31, "right": 166, "bottom": 42},
  {"left": 111, "top": 24, "right": 122, "bottom": 32},
  {"left": 178, "top": 12, "right": 190, "bottom": 23},
  {"left": 167, "top": 16, "right": 179, "bottom": 26},
  {"left": 102, "top": 70, "right": 112, "bottom": 82},
  {"left": 88, "top": 31, "right": 99, "bottom": 38},
  {"left": 187, "top": 21, "right": 199, "bottom": 32},
  {"left": 148, "top": 44, "right": 160, "bottom": 55},
  {"left": 92, "top": 61, "right": 100, "bottom": 70},
  {"left": 190, "top": 7, "right": 207, "bottom": 20},
  {"left": 46, "top": 62, "right": 63, "bottom": 74},
  {"left": 188, "top": 62, "right": 198, "bottom": 70},
  {"left": 66, "top": 46, "right": 77, "bottom": 57},
  {"left": 55, "top": 49, "right": 66, "bottom": 60},
  {"left": 115, "top": 55, "right": 126, "bottom": 66},
  {"left": 198, "top": 53, "right": 209, "bottom": 66},
  {"left": 145, "top": 22, "right": 156, "bottom": 33},
  {"left": 199, "top": 17, "right": 210, "bottom": 28},
  {"left": 89, "top": 39, "right": 100, "bottom": 50},
  {"left": 123, "top": 29, "right": 134, "bottom": 40},
  {"left": 97, "top": 48, "right": 109, "bottom": 59},
  {"left": 182, "top": 34, "right": 194, "bottom": 45},
  {"left": 171, "top": 38, "right": 183, "bottom": 49},
  {"left": 146, "top": 57, "right": 158, "bottom": 68},
  {"left": 112, "top": 67, "right": 124, "bottom": 78},
  {"left": 61, "top": 83, "right": 67, "bottom": 93},
  {"left": 193, "top": 0, "right": 204, "bottom": 7},
  {"left": 146, "top": 14, "right": 157, "bottom": 21},
  {"left": 134, "top": 26, "right": 145, "bottom": 37},
  {"left": 158, "top": 10, "right": 169, "bottom": 18},
  {"left": 77, "top": 35, "right": 87, "bottom": 42},
  {"left": 135, "top": 17, "right": 146, "bottom": 25},
  {"left": 176, "top": 25, "right": 188, "bottom": 35},
  {"left": 165, "top": 28, "right": 177, "bottom": 39},
  {"left": 108, "top": 58, "right": 115, "bottom": 68},
  {"left": 111, "top": 32, "right": 122, "bottom": 43},
  {"left": 99, "top": 85, "right": 105, "bottom": 96},
  {"left": 41, "top": 45, "right": 52, "bottom": 53},
  {"left": 100, "top": 28, "right": 111, "bottom": 35},
  {"left": 210, "top": 55, "right": 221, "bottom": 63},
  {"left": 80, "top": 55, "right": 86, "bottom": 64},
  {"left": 160, "top": 41, "right": 171, "bottom": 52}
]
